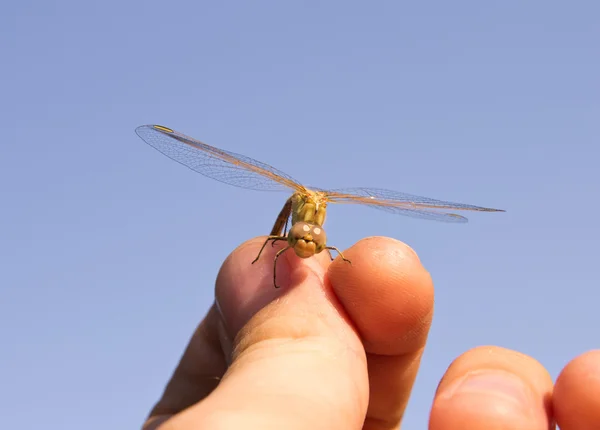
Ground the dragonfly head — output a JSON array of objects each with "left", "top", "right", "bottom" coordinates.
[{"left": 288, "top": 222, "right": 327, "bottom": 258}]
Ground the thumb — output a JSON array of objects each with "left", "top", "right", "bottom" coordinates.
[{"left": 170, "top": 237, "right": 369, "bottom": 430}]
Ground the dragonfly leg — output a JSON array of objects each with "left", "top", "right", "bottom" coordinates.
[
  {"left": 325, "top": 246, "right": 352, "bottom": 265},
  {"left": 273, "top": 217, "right": 290, "bottom": 247},
  {"left": 252, "top": 235, "right": 288, "bottom": 264},
  {"left": 273, "top": 245, "right": 292, "bottom": 288},
  {"left": 324, "top": 248, "right": 335, "bottom": 261}
]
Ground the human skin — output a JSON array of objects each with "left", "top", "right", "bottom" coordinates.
[{"left": 142, "top": 236, "right": 600, "bottom": 430}]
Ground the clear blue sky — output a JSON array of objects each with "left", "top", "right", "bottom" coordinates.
[{"left": 3, "top": 1, "right": 598, "bottom": 428}]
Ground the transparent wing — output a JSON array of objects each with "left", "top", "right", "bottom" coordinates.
[
  {"left": 135, "top": 125, "right": 305, "bottom": 193},
  {"left": 322, "top": 187, "right": 505, "bottom": 223}
]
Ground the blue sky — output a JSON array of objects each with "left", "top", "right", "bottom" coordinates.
[{"left": 3, "top": 1, "right": 599, "bottom": 428}]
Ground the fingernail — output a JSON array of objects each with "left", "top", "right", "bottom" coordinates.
[{"left": 441, "top": 370, "right": 534, "bottom": 414}]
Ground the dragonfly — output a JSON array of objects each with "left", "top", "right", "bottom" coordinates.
[{"left": 135, "top": 124, "right": 504, "bottom": 288}]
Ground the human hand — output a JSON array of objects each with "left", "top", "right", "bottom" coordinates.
[{"left": 142, "top": 237, "right": 600, "bottom": 430}]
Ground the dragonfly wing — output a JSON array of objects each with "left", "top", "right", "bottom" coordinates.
[
  {"left": 323, "top": 187, "right": 505, "bottom": 223},
  {"left": 135, "top": 125, "right": 305, "bottom": 193}
]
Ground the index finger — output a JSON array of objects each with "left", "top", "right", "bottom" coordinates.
[{"left": 328, "top": 236, "right": 434, "bottom": 429}]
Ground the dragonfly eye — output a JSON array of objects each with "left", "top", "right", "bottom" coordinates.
[
  {"left": 289, "top": 222, "right": 311, "bottom": 241},
  {"left": 310, "top": 225, "right": 327, "bottom": 251}
]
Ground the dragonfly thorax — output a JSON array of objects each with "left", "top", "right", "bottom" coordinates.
[
  {"left": 287, "top": 221, "right": 327, "bottom": 258},
  {"left": 291, "top": 191, "right": 328, "bottom": 228}
]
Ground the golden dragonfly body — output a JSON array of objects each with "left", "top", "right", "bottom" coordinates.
[
  {"left": 136, "top": 124, "right": 504, "bottom": 288},
  {"left": 250, "top": 189, "right": 353, "bottom": 288}
]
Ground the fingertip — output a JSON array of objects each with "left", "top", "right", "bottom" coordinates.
[
  {"left": 327, "top": 236, "right": 434, "bottom": 355},
  {"left": 215, "top": 237, "right": 290, "bottom": 334},
  {"left": 431, "top": 346, "right": 554, "bottom": 429},
  {"left": 329, "top": 236, "right": 428, "bottom": 284},
  {"left": 554, "top": 349, "right": 600, "bottom": 429},
  {"left": 555, "top": 349, "right": 600, "bottom": 383},
  {"left": 215, "top": 236, "right": 330, "bottom": 335}
]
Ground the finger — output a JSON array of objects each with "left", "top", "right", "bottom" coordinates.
[
  {"left": 165, "top": 236, "right": 369, "bottom": 430},
  {"left": 430, "top": 346, "right": 554, "bottom": 430},
  {"left": 553, "top": 349, "right": 600, "bottom": 430},
  {"left": 143, "top": 304, "right": 226, "bottom": 430},
  {"left": 215, "top": 236, "right": 333, "bottom": 336},
  {"left": 327, "top": 236, "right": 435, "bottom": 429}
]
